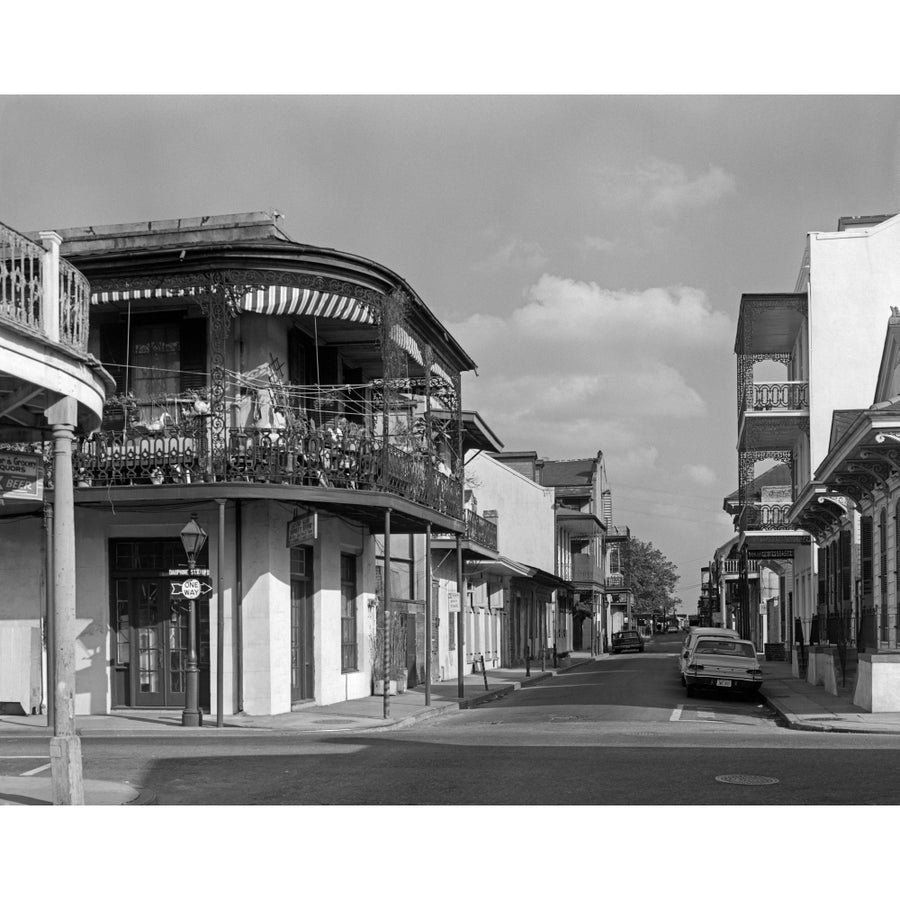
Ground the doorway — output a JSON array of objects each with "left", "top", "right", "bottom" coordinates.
[
  {"left": 109, "top": 539, "right": 210, "bottom": 710},
  {"left": 291, "top": 545, "right": 315, "bottom": 703}
]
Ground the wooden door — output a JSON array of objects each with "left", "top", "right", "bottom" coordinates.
[{"left": 291, "top": 546, "right": 315, "bottom": 702}]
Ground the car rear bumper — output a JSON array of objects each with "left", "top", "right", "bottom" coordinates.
[{"left": 684, "top": 674, "right": 761, "bottom": 692}]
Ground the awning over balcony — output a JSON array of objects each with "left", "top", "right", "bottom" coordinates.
[
  {"left": 90, "top": 283, "right": 456, "bottom": 384},
  {"left": 93, "top": 283, "right": 377, "bottom": 323}
]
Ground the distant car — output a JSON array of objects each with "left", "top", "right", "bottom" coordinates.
[
  {"left": 611, "top": 630, "right": 645, "bottom": 654},
  {"left": 678, "top": 627, "right": 740, "bottom": 683},
  {"left": 666, "top": 624, "right": 679, "bottom": 633},
  {"left": 684, "top": 637, "right": 762, "bottom": 697}
]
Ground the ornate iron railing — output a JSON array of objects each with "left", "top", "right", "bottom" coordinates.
[
  {"left": 465, "top": 509, "right": 498, "bottom": 551},
  {"left": 434, "top": 509, "right": 498, "bottom": 550},
  {"left": 742, "top": 380, "right": 808, "bottom": 416},
  {"left": 74, "top": 424, "right": 462, "bottom": 518},
  {"left": 738, "top": 501, "right": 794, "bottom": 531},
  {"left": 58, "top": 257, "right": 90, "bottom": 351},
  {"left": 0, "top": 222, "right": 44, "bottom": 334}
]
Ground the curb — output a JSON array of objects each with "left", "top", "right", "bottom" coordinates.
[{"left": 126, "top": 788, "right": 158, "bottom": 805}]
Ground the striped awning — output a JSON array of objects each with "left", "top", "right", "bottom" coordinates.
[{"left": 92, "top": 284, "right": 376, "bottom": 324}]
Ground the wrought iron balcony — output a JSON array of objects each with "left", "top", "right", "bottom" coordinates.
[
  {"left": 72, "top": 423, "right": 462, "bottom": 518},
  {"left": 433, "top": 509, "right": 498, "bottom": 551},
  {"left": 464, "top": 509, "right": 498, "bottom": 551},
  {"left": 740, "top": 381, "right": 808, "bottom": 417},
  {"left": 0, "top": 222, "right": 89, "bottom": 352},
  {"left": 737, "top": 501, "right": 794, "bottom": 531}
]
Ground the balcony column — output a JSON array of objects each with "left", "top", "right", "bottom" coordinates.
[
  {"left": 45, "top": 395, "right": 83, "bottom": 805},
  {"left": 38, "top": 231, "right": 61, "bottom": 343}
]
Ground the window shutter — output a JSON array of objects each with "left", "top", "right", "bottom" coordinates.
[
  {"left": 840, "top": 528, "right": 852, "bottom": 608},
  {"left": 861, "top": 516, "right": 874, "bottom": 603}
]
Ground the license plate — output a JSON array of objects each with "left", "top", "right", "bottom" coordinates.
[{"left": 715, "top": 679, "right": 732, "bottom": 687}]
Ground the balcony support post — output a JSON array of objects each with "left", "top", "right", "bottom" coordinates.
[
  {"left": 457, "top": 533, "right": 465, "bottom": 699},
  {"left": 38, "top": 232, "right": 61, "bottom": 343},
  {"left": 45, "top": 396, "right": 83, "bottom": 805},
  {"left": 425, "top": 522, "right": 432, "bottom": 706}
]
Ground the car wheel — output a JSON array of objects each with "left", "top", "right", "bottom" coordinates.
[
  {"left": 685, "top": 684, "right": 695, "bottom": 697},
  {"left": 639, "top": 646, "right": 644, "bottom": 652}
]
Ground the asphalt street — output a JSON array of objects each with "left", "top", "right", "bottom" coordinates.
[{"left": 4, "top": 634, "right": 900, "bottom": 804}]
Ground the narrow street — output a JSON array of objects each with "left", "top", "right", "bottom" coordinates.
[{"left": 4, "top": 635, "right": 900, "bottom": 805}]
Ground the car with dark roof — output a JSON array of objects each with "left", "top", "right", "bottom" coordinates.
[{"left": 611, "top": 629, "right": 644, "bottom": 654}]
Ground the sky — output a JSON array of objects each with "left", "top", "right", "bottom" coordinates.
[{"left": 6, "top": 94, "right": 900, "bottom": 612}]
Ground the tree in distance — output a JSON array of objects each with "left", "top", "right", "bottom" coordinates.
[{"left": 627, "top": 536, "right": 680, "bottom": 618}]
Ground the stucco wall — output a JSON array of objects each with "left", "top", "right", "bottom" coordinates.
[
  {"left": 467, "top": 453, "right": 555, "bottom": 571},
  {"left": 807, "top": 218, "right": 900, "bottom": 471}
]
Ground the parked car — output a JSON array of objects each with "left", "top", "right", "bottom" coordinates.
[
  {"left": 683, "top": 637, "right": 762, "bottom": 697},
  {"left": 666, "top": 624, "right": 679, "bottom": 633},
  {"left": 678, "top": 627, "right": 740, "bottom": 683},
  {"left": 611, "top": 629, "right": 645, "bottom": 654}
]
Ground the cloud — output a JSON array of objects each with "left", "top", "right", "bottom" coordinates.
[
  {"left": 472, "top": 237, "right": 548, "bottom": 272},
  {"left": 578, "top": 235, "right": 616, "bottom": 254},
  {"left": 451, "top": 273, "right": 734, "bottom": 482},
  {"left": 683, "top": 463, "right": 717, "bottom": 486},
  {"left": 595, "top": 157, "right": 736, "bottom": 218},
  {"left": 470, "top": 274, "right": 733, "bottom": 353}
]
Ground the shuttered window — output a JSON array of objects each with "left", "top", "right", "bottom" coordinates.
[{"left": 861, "top": 516, "right": 874, "bottom": 603}]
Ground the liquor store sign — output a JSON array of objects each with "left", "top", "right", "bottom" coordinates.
[{"left": 0, "top": 451, "right": 43, "bottom": 503}]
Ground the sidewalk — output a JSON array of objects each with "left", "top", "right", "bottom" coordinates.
[
  {"left": 0, "top": 655, "right": 586, "bottom": 804},
  {"left": 760, "top": 658, "right": 900, "bottom": 734}
]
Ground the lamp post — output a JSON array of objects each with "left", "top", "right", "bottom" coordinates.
[{"left": 180, "top": 514, "right": 207, "bottom": 727}]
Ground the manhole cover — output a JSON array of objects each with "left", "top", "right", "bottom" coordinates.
[
  {"left": 715, "top": 774, "right": 780, "bottom": 786},
  {"left": 550, "top": 715, "right": 579, "bottom": 722}
]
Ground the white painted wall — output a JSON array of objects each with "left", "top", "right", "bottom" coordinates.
[
  {"left": 467, "top": 453, "right": 555, "bottom": 571},
  {"left": 807, "top": 217, "right": 900, "bottom": 470}
]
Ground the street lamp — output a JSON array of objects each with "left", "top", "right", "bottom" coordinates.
[{"left": 179, "top": 514, "right": 207, "bottom": 727}]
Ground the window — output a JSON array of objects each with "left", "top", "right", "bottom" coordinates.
[
  {"left": 100, "top": 315, "right": 207, "bottom": 401},
  {"left": 340, "top": 554, "right": 358, "bottom": 672},
  {"left": 861, "top": 515, "right": 874, "bottom": 603}
]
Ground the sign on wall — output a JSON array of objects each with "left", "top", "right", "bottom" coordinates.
[
  {"left": 286, "top": 512, "right": 318, "bottom": 547},
  {"left": 448, "top": 591, "right": 461, "bottom": 612},
  {"left": 747, "top": 549, "right": 794, "bottom": 560},
  {"left": 0, "top": 451, "right": 43, "bottom": 503}
]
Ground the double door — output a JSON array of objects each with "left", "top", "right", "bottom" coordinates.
[{"left": 110, "top": 540, "right": 209, "bottom": 709}]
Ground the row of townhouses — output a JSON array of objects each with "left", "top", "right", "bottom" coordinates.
[
  {"left": 0, "top": 211, "right": 634, "bottom": 722},
  {"left": 702, "top": 212, "right": 900, "bottom": 712}
]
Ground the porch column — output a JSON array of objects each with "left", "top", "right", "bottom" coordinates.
[
  {"left": 457, "top": 534, "right": 464, "bottom": 699},
  {"left": 383, "top": 509, "right": 391, "bottom": 719},
  {"left": 425, "top": 523, "right": 432, "bottom": 705},
  {"left": 45, "top": 396, "right": 83, "bottom": 805}
]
